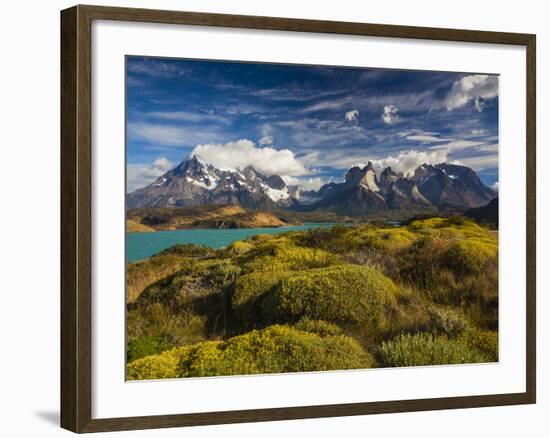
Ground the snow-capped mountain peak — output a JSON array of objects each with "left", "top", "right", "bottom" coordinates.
[
  {"left": 127, "top": 157, "right": 496, "bottom": 215},
  {"left": 127, "top": 156, "right": 295, "bottom": 209}
]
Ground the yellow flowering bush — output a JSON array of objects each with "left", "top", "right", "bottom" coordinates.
[{"left": 270, "top": 264, "right": 398, "bottom": 327}]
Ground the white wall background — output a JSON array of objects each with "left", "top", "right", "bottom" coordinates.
[{"left": 0, "top": 0, "right": 546, "bottom": 436}]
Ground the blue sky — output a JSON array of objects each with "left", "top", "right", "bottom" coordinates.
[{"left": 126, "top": 56, "right": 499, "bottom": 192}]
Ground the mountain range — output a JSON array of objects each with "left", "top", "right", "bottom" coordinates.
[{"left": 127, "top": 156, "right": 497, "bottom": 216}]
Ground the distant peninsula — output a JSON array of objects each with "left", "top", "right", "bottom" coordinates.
[{"left": 127, "top": 205, "right": 301, "bottom": 232}]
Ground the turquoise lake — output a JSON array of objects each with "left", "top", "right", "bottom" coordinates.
[{"left": 126, "top": 223, "right": 336, "bottom": 263}]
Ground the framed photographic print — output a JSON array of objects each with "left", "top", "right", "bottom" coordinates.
[{"left": 60, "top": 4, "right": 536, "bottom": 433}]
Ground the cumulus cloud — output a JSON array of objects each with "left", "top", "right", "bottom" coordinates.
[
  {"left": 371, "top": 149, "right": 449, "bottom": 176},
  {"left": 127, "top": 157, "right": 173, "bottom": 192},
  {"left": 345, "top": 109, "right": 359, "bottom": 123},
  {"left": 382, "top": 105, "right": 399, "bottom": 124},
  {"left": 444, "top": 74, "right": 498, "bottom": 111},
  {"left": 191, "top": 139, "right": 307, "bottom": 177},
  {"left": 492, "top": 181, "right": 499, "bottom": 191},
  {"left": 259, "top": 135, "right": 274, "bottom": 145}
]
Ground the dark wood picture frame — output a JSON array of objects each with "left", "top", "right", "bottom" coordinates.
[{"left": 61, "top": 4, "right": 536, "bottom": 433}]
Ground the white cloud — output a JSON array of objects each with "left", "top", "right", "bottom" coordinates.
[
  {"left": 259, "top": 135, "right": 274, "bottom": 145},
  {"left": 444, "top": 74, "right": 498, "bottom": 111},
  {"left": 406, "top": 134, "right": 453, "bottom": 143},
  {"left": 146, "top": 111, "right": 230, "bottom": 124},
  {"left": 474, "top": 98, "right": 487, "bottom": 112},
  {"left": 281, "top": 175, "right": 326, "bottom": 191},
  {"left": 429, "top": 139, "right": 486, "bottom": 151},
  {"left": 492, "top": 181, "right": 499, "bottom": 191},
  {"left": 127, "top": 157, "right": 173, "bottom": 192},
  {"left": 397, "top": 130, "right": 437, "bottom": 138},
  {"left": 451, "top": 155, "right": 498, "bottom": 171},
  {"left": 128, "top": 122, "right": 220, "bottom": 147},
  {"left": 301, "top": 96, "right": 354, "bottom": 113},
  {"left": 127, "top": 76, "right": 145, "bottom": 87},
  {"left": 477, "top": 143, "right": 498, "bottom": 153},
  {"left": 471, "top": 128, "right": 488, "bottom": 135},
  {"left": 191, "top": 139, "right": 307, "bottom": 177},
  {"left": 274, "top": 146, "right": 456, "bottom": 180},
  {"left": 127, "top": 60, "right": 190, "bottom": 78},
  {"left": 300, "top": 151, "right": 320, "bottom": 166},
  {"left": 382, "top": 105, "right": 399, "bottom": 124},
  {"left": 278, "top": 117, "right": 367, "bottom": 147},
  {"left": 371, "top": 149, "right": 449, "bottom": 176},
  {"left": 345, "top": 109, "right": 359, "bottom": 123}
]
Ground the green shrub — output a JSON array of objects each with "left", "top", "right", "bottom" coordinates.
[
  {"left": 293, "top": 318, "right": 344, "bottom": 336},
  {"left": 127, "top": 254, "right": 185, "bottom": 303},
  {"left": 241, "top": 240, "right": 340, "bottom": 273},
  {"left": 128, "top": 325, "right": 374, "bottom": 380},
  {"left": 453, "top": 264, "right": 499, "bottom": 329},
  {"left": 232, "top": 271, "right": 293, "bottom": 326},
  {"left": 427, "top": 305, "right": 468, "bottom": 338},
  {"left": 127, "top": 336, "right": 171, "bottom": 362},
  {"left": 385, "top": 294, "right": 431, "bottom": 338},
  {"left": 155, "top": 243, "right": 216, "bottom": 258},
  {"left": 248, "top": 233, "right": 277, "bottom": 243},
  {"left": 269, "top": 264, "right": 398, "bottom": 328},
  {"left": 226, "top": 240, "right": 255, "bottom": 256},
  {"left": 179, "top": 325, "right": 374, "bottom": 377},
  {"left": 292, "top": 225, "right": 359, "bottom": 254},
  {"left": 127, "top": 302, "right": 206, "bottom": 346},
  {"left": 127, "top": 347, "right": 187, "bottom": 380},
  {"left": 461, "top": 329, "right": 499, "bottom": 362},
  {"left": 204, "top": 259, "right": 241, "bottom": 289},
  {"left": 133, "top": 259, "right": 237, "bottom": 310},
  {"left": 127, "top": 244, "right": 222, "bottom": 304},
  {"left": 360, "top": 228, "right": 417, "bottom": 253},
  {"left": 178, "top": 341, "right": 225, "bottom": 377},
  {"left": 443, "top": 239, "right": 498, "bottom": 275},
  {"left": 407, "top": 217, "right": 447, "bottom": 232},
  {"left": 377, "top": 332, "right": 489, "bottom": 367},
  {"left": 407, "top": 217, "right": 488, "bottom": 239}
]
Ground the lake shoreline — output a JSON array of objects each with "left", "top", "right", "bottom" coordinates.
[
  {"left": 127, "top": 221, "right": 348, "bottom": 233},
  {"left": 126, "top": 223, "right": 339, "bottom": 263}
]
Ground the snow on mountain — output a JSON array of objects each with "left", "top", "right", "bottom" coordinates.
[
  {"left": 127, "top": 156, "right": 497, "bottom": 216},
  {"left": 127, "top": 156, "right": 296, "bottom": 209}
]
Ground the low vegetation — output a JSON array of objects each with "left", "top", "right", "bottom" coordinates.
[
  {"left": 127, "top": 205, "right": 300, "bottom": 231},
  {"left": 376, "top": 332, "right": 489, "bottom": 367},
  {"left": 127, "top": 325, "right": 373, "bottom": 380},
  {"left": 127, "top": 219, "right": 155, "bottom": 233},
  {"left": 126, "top": 216, "right": 499, "bottom": 379}
]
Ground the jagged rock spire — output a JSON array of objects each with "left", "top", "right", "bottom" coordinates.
[{"left": 344, "top": 162, "right": 380, "bottom": 192}]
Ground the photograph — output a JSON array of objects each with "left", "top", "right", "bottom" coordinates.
[{"left": 124, "top": 56, "right": 499, "bottom": 381}]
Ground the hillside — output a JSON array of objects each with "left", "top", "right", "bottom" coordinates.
[
  {"left": 127, "top": 205, "right": 300, "bottom": 231},
  {"left": 465, "top": 197, "right": 499, "bottom": 226},
  {"left": 126, "top": 219, "right": 155, "bottom": 233},
  {"left": 126, "top": 217, "right": 499, "bottom": 379}
]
